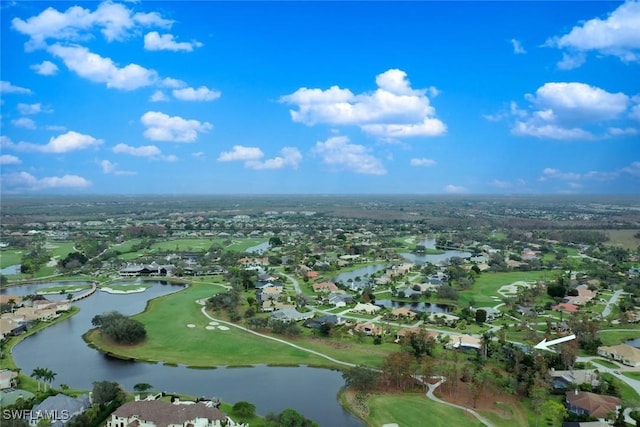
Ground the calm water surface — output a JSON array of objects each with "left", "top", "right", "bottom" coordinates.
[{"left": 8, "top": 281, "right": 363, "bottom": 426}]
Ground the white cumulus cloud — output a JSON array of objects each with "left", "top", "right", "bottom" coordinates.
[
  {"left": 246, "top": 147, "right": 302, "bottom": 170},
  {"left": 30, "top": 60, "right": 59, "bottom": 75},
  {"left": 444, "top": 184, "right": 467, "bottom": 194},
  {"left": 280, "top": 69, "right": 446, "bottom": 139},
  {"left": 48, "top": 44, "right": 158, "bottom": 91},
  {"left": 141, "top": 111, "right": 212, "bottom": 142},
  {"left": 410, "top": 158, "right": 437, "bottom": 167},
  {"left": 113, "top": 143, "right": 176, "bottom": 162},
  {"left": 18, "top": 103, "right": 50, "bottom": 115},
  {"left": 43, "top": 131, "right": 103, "bottom": 153},
  {"left": 11, "top": 1, "right": 173, "bottom": 50},
  {"left": 511, "top": 39, "right": 526, "bottom": 54},
  {"left": 218, "top": 145, "right": 264, "bottom": 162},
  {"left": 510, "top": 82, "right": 632, "bottom": 139},
  {"left": 0, "top": 81, "right": 32, "bottom": 94},
  {"left": 312, "top": 136, "right": 386, "bottom": 175},
  {"left": 0, "top": 154, "right": 21, "bottom": 165},
  {"left": 547, "top": 0, "right": 640, "bottom": 66},
  {"left": 172, "top": 86, "right": 221, "bottom": 102},
  {"left": 12, "top": 118, "right": 36, "bottom": 129},
  {"left": 100, "top": 159, "right": 135, "bottom": 175},
  {"left": 144, "top": 32, "right": 202, "bottom": 52},
  {"left": 1, "top": 171, "right": 91, "bottom": 192}
]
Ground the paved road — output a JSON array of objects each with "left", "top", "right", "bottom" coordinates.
[
  {"left": 280, "top": 272, "right": 302, "bottom": 295},
  {"left": 577, "top": 355, "right": 640, "bottom": 424},
  {"left": 602, "top": 289, "right": 624, "bottom": 318}
]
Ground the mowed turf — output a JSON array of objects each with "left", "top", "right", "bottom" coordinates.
[
  {"left": 458, "top": 271, "right": 555, "bottom": 307},
  {"left": 365, "top": 393, "right": 485, "bottom": 427},
  {"left": 88, "top": 282, "right": 334, "bottom": 367}
]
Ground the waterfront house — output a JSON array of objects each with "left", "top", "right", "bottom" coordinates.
[
  {"left": 106, "top": 400, "right": 245, "bottom": 427},
  {"left": 27, "top": 393, "right": 91, "bottom": 427}
]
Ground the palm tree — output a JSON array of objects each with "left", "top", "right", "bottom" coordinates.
[
  {"left": 31, "top": 367, "right": 46, "bottom": 391},
  {"left": 42, "top": 368, "right": 56, "bottom": 391}
]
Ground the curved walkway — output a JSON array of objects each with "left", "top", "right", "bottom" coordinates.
[
  {"left": 196, "top": 300, "right": 355, "bottom": 368},
  {"left": 198, "top": 299, "right": 496, "bottom": 426},
  {"left": 417, "top": 375, "right": 495, "bottom": 427}
]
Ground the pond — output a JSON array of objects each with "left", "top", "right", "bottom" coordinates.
[
  {"left": 245, "top": 241, "right": 270, "bottom": 254},
  {"left": 8, "top": 281, "right": 363, "bottom": 427},
  {"left": 0, "top": 264, "right": 21, "bottom": 275},
  {"left": 625, "top": 337, "right": 640, "bottom": 348}
]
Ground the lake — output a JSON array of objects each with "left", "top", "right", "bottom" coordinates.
[{"left": 8, "top": 281, "right": 363, "bottom": 426}]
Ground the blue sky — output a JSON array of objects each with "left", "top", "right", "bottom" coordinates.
[{"left": 1, "top": 1, "right": 639, "bottom": 195}]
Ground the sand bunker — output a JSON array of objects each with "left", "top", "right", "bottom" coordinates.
[
  {"left": 217, "top": 326, "right": 229, "bottom": 331},
  {"left": 186, "top": 324, "right": 196, "bottom": 328},
  {"left": 208, "top": 321, "right": 219, "bottom": 326}
]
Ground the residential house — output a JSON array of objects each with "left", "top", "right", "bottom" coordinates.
[
  {"left": 395, "top": 327, "right": 438, "bottom": 343},
  {"left": 390, "top": 306, "right": 417, "bottom": 320},
  {"left": 353, "top": 322, "right": 383, "bottom": 336},
  {"left": 448, "top": 334, "right": 482, "bottom": 351},
  {"left": 351, "top": 302, "right": 381, "bottom": 315},
  {"left": 0, "top": 318, "right": 27, "bottom": 339},
  {"left": 106, "top": 400, "right": 245, "bottom": 427},
  {"left": 549, "top": 369, "right": 599, "bottom": 390},
  {"left": 26, "top": 393, "right": 91, "bottom": 427},
  {"left": 597, "top": 344, "right": 640, "bottom": 367},
  {"left": 565, "top": 390, "right": 621, "bottom": 421},
  {"left": 328, "top": 292, "right": 353, "bottom": 308},
  {"left": 312, "top": 281, "right": 340, "bottom": 293},
  {"left": 304, "top": 315, "right": 345, "bottom": 329},
  {"left": 474, "top": 307, "right": 502, "bottom": 321},
  {"left": 269, "top": 308, "right": 314, "bottom": 323},
  {"left": 566, "top": 285, "right": 597, "bottom": 306},
  {"left": 552, "top": 302, "right": 580, "bottom": 313},
  {"left": 0, "top": 369, "right": 18, "bottom": 389}
]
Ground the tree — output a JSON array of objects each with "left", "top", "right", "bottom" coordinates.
[
  {"left": 232, "top": 401, "right": 256, "bottom": 418},
  {"left": 92, "top": 380, "right": 123, "bottom": 406},
  {"left": 540, "top": 399, "right": 567, "bottom": 426},
  {"left": 31, "top": 367, "right": 46, "bottom": 391},
  {"left": 133, "top": 383, "right": 153, "bottom": 396},
  {"left": 403, "top": 329, "right": 435, "bottom": 358},
  {"left": 92, "top": 311, "right": 146, "bottom": 345},
  {"left": 42, "top": 368, "right": 56, "bottom": 391},
  {"left": 264, "top": 408, "right": 318, "bottom": 427},
  {"left": 342, "top": 366, "right": 380, "bottom": 391},
  {"left": 268, "top": 236, "right": 283, "bottom": 247},
  {"left": 475, "top": 309, "right": 487, "bottom": 324}
]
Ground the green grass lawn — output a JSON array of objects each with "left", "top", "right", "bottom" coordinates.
[
  {"left": 363, "top": 393, "right": 486, "bottom": 427},
  {"left": 37, "top": 284, "right": 92, "bottom": 294},
  {"left": 0, "top": 249, "right": 23, "bottom": 268},
  {"left": 149, "top": 238, "right": 223, "bottom": 252},
  {"left": 458, "top": 271, "right": 553, "bottom": 307},
  {"left": 601, "top": 372, "right": 640, "bottom": 403},
  {"left": 47, "top": 241, "right": 76, "bottom": 259},
  {"left": 597, "top": 329, "right": 640, "bottom": 346},
  {"left": 623, "top": 372, "right": 640, "bottom": 381},
  {"left": 86, "top": 282, "right": 345, "bottom": 367},
  {"left": 591, "top": 358, "right": 621, "bottom": 368}
]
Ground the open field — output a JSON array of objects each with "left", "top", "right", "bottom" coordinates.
[
  {"left": 0, "top": 249, "right": 23, "bottom": 268},
  {"left": 601, "top": 229, "right": 640, "bottom": 250},
  {"left": 362, "top": 393, "right": 486, "bottom": 427},
  {"left": 86, "top": 282, "right": 344, "bottom": 368},
  {"left": 597, "top": 328, "right": 640, "bottom": 346},
  {"left": 458, "top": 271, "right": 554, "bottom": 307}
]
